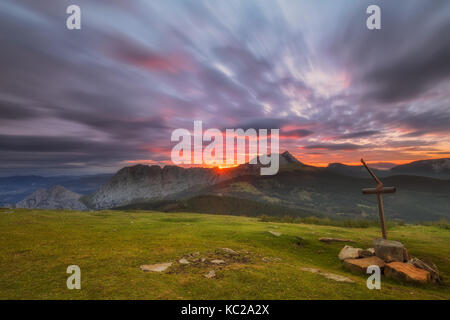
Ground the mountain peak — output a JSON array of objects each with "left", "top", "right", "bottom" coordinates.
[{"left": 280, "top": 151, "right": 303, "bottom": 165}]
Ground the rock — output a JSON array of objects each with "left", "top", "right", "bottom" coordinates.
[
  {"left": 408, "top": 258, "right": 442, "bottom": 284},
  {"left": 319, "top": 237, "right": 354, "bottom": 243},
  {"left": 204, "top": 270, "right": 216, "bottom": 278},
  {"left": 16, "top": 185, "right": 88, "bottom": 211},
  {"left": 84, "top": 162, "right": 263, "bottom": 210},
  {"left": 385, "top": 262, "right": 430, "bottom": 283},
  {"left": 300, "top": 267, "right": 354, "bottom": 283},
  {"left": 338, "top": 246, "right": 363, "bottom": 260},
  {"left": 374, "top": 238, "right": 410, "bottom": 262},
  {"left": 343, "top": 256, "right": 386, "bottom": 274},
  {"left": 220, "top": 248, "right": 239, "bottom": 255},
  {"left": 269, "top": 231, "right": 281, "bottom": 237},
  {"left": 262, "top": 257, "right": 281, "bottom": 262},
  {"left": 359, "top": 248, "right": 375, "bottom": 258},
  {"left": 179, "top": 258, "right": 190, "bottom": 265},
  {"left": 211, "top": 259, "right": 225, "bottom": 264},
  {"left": 140, "top": 262, "right": 172, "bottom": 272}
]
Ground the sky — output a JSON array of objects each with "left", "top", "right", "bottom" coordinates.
[{"left": 0, "top": 0, "right": 450, "bottom": 176}]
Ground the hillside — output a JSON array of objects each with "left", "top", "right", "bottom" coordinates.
[
  {"left": 390, "top": 158, "right": 450, "bottom": 179},
  {"left": 0, "top": 208, "right": 448, "bottom": 299},
  {"left": 120, "top": 169, "right": 450, "bottom": 222}
]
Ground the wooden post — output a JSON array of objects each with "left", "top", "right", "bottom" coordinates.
[
  {"left": 376, "top": 193, "right": 387, "bottom": 239},
  {"left": 361, "top": 158, "right": 396, "bottom": 240}
]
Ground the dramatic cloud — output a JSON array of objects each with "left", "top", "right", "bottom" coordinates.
[{"left": 0, "top": 0, "right": 449, "bottom": 175}]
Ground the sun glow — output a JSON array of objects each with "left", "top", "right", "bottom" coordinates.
[{"left": 217, "top": 164, "right": 239, "bottom": 170}]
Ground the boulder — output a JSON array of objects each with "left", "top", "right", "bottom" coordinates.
[
  {"left": 140, "top": 262, "right": 172, "bottom": 272},
  {"left": 408, "top": 258, "right": 442, "bottom": 284},
  {"left": 343, "top": 256, "right": 386, "bottom": 274},
  {"left": 385, "top": 262, "right": 430, "bottom": 283},
  {"left": 204, "top": 270, "right": 216, "bottom": 279},
  {"left": 179, "top": 258, "right": 190, "bottom": 265},
  {"left": 211, "top": 259, "right": 225, "bottom": 264},
  {"left": 269, "top": 231, "right": 281, "bottom": 237},
  {"left": 338, "top": 246, "right": 363, "bottom": 260},
  {"left": 374, "top": 238, "right": 410, "bottom": 262},
  {"left": 359, "top": 248, "right": 375, "bottom": 258},
  {"left": 219, "top": 248, "right": 239, "bottom": 255}
]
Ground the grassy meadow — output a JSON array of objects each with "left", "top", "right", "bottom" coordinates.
[{"left": 0, "top": 208, "right": 449, "bottom": 299}]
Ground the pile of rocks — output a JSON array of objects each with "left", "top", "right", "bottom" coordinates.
[{"left": 338, "top": 239, "right": 442, "bottom": 284}]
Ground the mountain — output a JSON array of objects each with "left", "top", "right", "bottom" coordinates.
[
  {"left": 16, "top": 185, "right": 88, "bottom": 211},
  {"left": 83, "top": 152, "right": 304, "bottom": 210},
  {"left": 0, "top": 174, "right": 113, "bottom": 206},
  {"left": 110, "top": 154, "right": 450, "bottom": 222},
  {"left": 9, "top": 152, "right": 450, "bottom": 222},
  {"left": 390, "top": 158, "right": 450, "bottom": 179},
  {"left": 327, "top": 158, "right": 450, "bottom": 180},
  {"left": 326, "top": 163, "right": 390, "bottom": 178}
]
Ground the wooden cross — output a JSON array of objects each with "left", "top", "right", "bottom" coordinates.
[{"left": 361, "top": 158, "right": 396, "bottom": 240}]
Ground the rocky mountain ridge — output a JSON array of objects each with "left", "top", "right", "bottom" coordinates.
[{"left": 16, "top": 185, "right": 87, "bottom": 211}]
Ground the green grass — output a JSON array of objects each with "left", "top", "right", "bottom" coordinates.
[{"left": 0, "top": 208, "right": 449, "bottom": 300}]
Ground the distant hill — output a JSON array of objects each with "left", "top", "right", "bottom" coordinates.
[
  {"left": 327, "top": 158, "right": 450, "bottom": 179},
  {"left": 16, "top": 185, "right": 87, "bottom": 211},
  {"left": 327, "top": 163, "right": 390, "bottom": 178},
  {"left": 390, "top": 158, "right": 450, "bottom": 179},
  {"left": 0, "top": 174, "right": 113, "bottom": 206}
]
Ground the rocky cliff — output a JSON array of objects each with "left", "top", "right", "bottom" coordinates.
[{"left": 16, "top": 185, "right": 88, "bottom": 211}]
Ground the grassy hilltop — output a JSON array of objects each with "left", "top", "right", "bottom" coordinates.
[{"left": 0, "top": 208, "right": 449, "bottom": 299}]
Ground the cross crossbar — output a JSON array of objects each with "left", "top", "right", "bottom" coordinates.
[{"left": 362, "top": 187, "right": 396, "bottom": 195}]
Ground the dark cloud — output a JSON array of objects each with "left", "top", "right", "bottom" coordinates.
[
  {"left": 282, "top": 129, "right": 314, "bottom": 138},
  {"left": 303, "top": 143, "right": 368, "bottom": 151},
  {"left": 0, "top": 0, "right": 449, "bottom": 175},
  {"left": 234, "top": 118, "right": 291, "bottom": 131},
  {"left": 338, "top": 130, "right": 380, "bottom": 139},
  {"left": 0, "top": 100, "right": 40, "bottom": 120},
  {"left": 331, "top": 0, "right": 450, "bottom": 103}
]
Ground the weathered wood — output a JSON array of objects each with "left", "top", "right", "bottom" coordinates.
[
  {"left": 361, "top": 158, "right": 396, "bottom": 240},
  {"left": 377, "top": 193, "right": 387, "bottom": 239},
  {"left": 362, "top": 187, "right": 396, "bottom": 195}
]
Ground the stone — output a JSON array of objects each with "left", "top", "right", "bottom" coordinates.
[
  {"left": 359, "top": 248, "right": 375, "bottom": 258},
  {"left": 300, "top": 267, "right": 354, "bottom": 283},
  {"left": 179, "top": 258, "right": 190, "bottom": 265},
  {"left": 319, "top": 237, "right": 354, "bottom": 243},
  {"left": 269, "top": 231, "right": 281, "bottom": 237},
  {"left": 262, "top": 257, "right": 282, "bottom": 262},
  {"left": 408, "top": 258, "right": 442, "bottom": 284},
  {"left": 204, "top": 270, "right": 216, "bottom": 278},
  {"left": 374, "top": 238, "right": 410, "bottom": 262},
  {"left": 220, "top": 248, "right": 239, "bottom": 255},
  {"left": 211, "top": 259, "right": 225, "bottom": 264},
  {"left": 140, "top": 262, "right": 172, "bottom": 272},
  {"left": 338, "top": 245, "right": 363, "bottom": 260},
  {"left": 385, "top": 262, "right": 430, "bottom": 283},
  {"left": 343, "top": 256, "right": 385, "bottom": 274}
]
